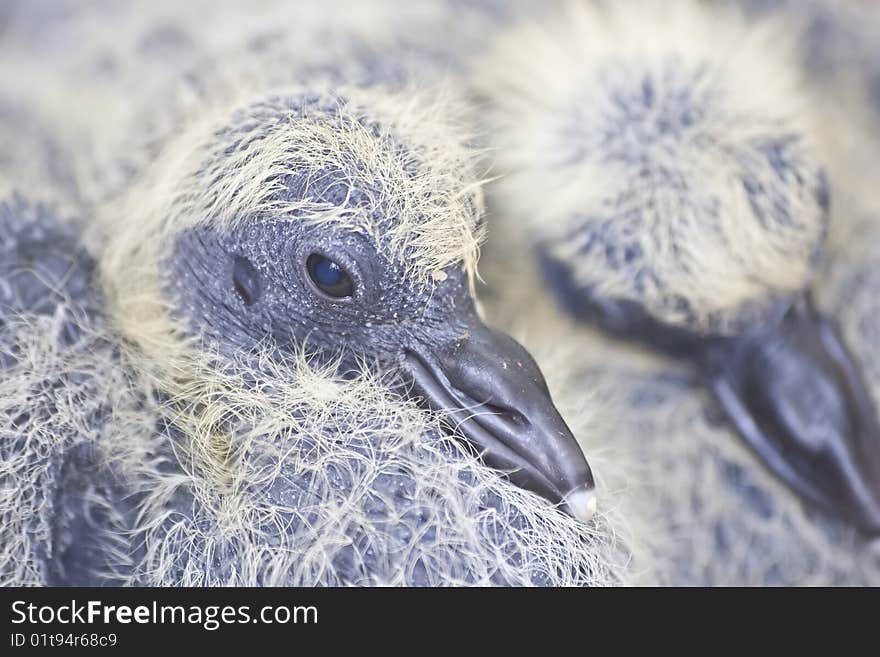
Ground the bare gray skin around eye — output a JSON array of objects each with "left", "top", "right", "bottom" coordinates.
[
  {"left": 0, "top": 104, "right": 607, "bottom": 586},
  {"left": 0, "top": 3, "right": 623, "bottom": 588},
  {"left": 168, "top": 170, "right": 596, "bottom": 523},
  {"left": 131, "top": 89, "right": 592, "bottom": 526},
  {"left": 0, "top": 197, "right": 609, "bottom": 587}
]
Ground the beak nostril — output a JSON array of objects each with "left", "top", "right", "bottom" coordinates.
[{"left": 483, "top": 402, "right": 526, "bottom": 427}]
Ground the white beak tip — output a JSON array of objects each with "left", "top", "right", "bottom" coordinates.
[{"left": 564, "top": 487, "right": 598, "bottom": 523}]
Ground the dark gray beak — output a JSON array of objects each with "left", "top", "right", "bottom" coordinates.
[
  {"left": 707, "top": 295, "right": 880, "bottom": 536},
  {"left": 403, "top": 318, "right": 597, "bottom": 522}
]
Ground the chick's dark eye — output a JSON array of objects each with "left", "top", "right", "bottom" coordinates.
[{"left": 306, "top": 253, "right": 354, "bottom": 298}]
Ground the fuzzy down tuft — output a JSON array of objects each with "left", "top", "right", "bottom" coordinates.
[{"left": 476, "top": 0, "right": 830, "bottom": 335}]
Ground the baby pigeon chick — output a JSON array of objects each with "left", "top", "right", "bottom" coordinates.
[
  {"left": 99, "top": 85, "right": 610, "bottom": 585},
  {"left": 104, "top": 85, "right": 596, "bottom": 520},
  {"left": 1, "top": 79, "right": 638, "bottom": 585},
  {"left": 474, "top": 0, "right": 880, "bottom": 536},
  {"left": 1, "top": 0, "right": 645, "bottom": 587}
]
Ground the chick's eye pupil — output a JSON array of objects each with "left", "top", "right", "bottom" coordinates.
[
  {"left": 314, "top": 258, "right": 342, "bottom": 285},
  {"left": 306, "top": 254, "right": 354, "bottom": 298}
]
